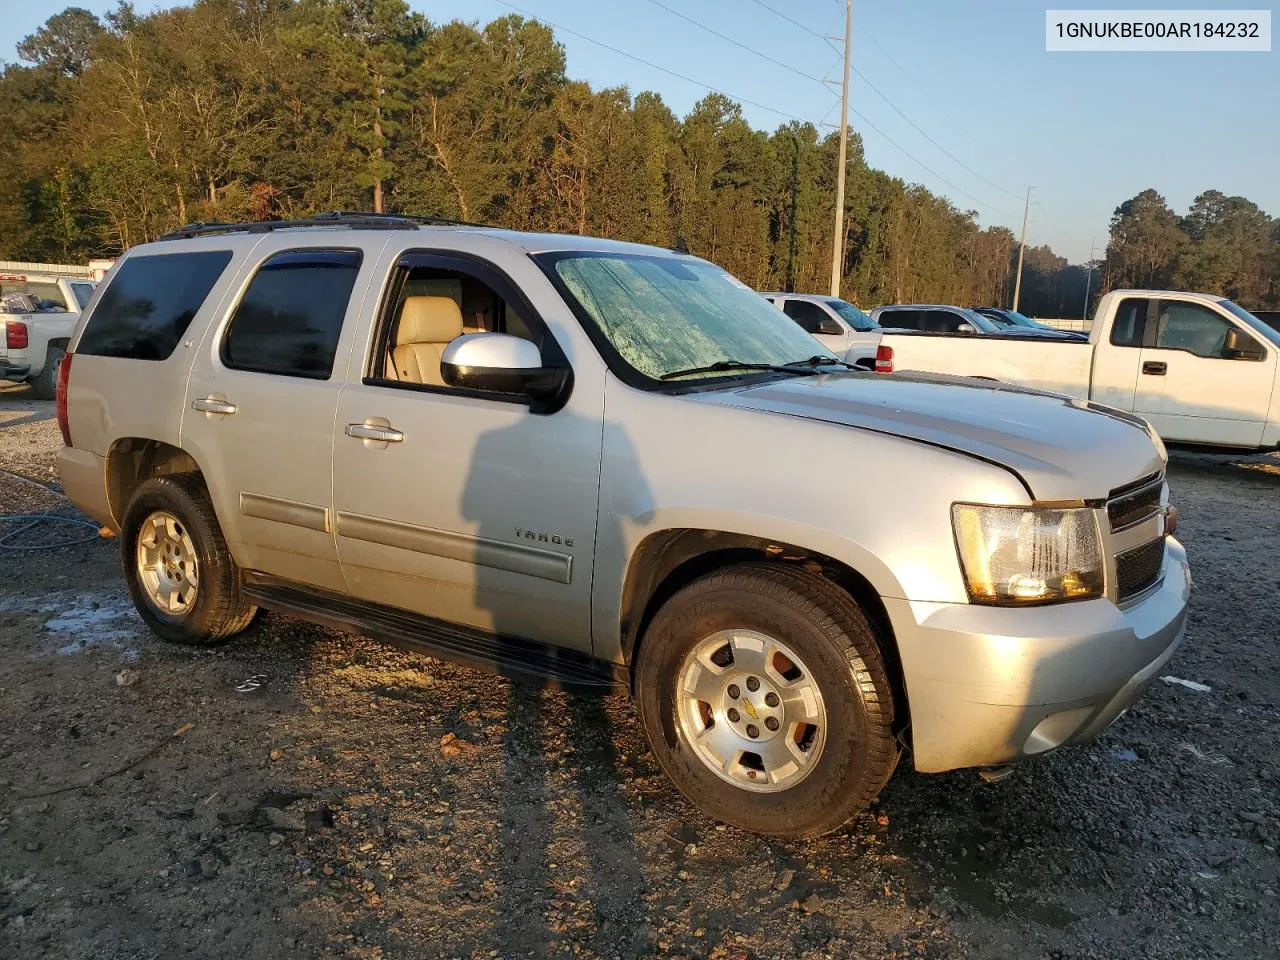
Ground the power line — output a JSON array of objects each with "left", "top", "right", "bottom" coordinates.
[
  {"left": 743, "top": 0, "right": 831, "bottom": 44},
  {"left": 492, "top": 0, "right": 1019, "bottom": 223},
  {"left": 858, "top": 31, "right": 987, "bottom": 151},
  {"left": 489, "top": 0, "right": 833, "bottom": 128},
  {"left": 637, "top": 0, "right": 1020, "bottom": 219},
  {"left": 745, "top": 0, "right": 1024, "bottom": 203},
  {"left": 849, "top": 62, "right": 1024, "bottom": 201},
  {"left": 642, "top": 0, "right": 829, "bottom": 87},
  {"left": 847, "top": 108, "right": 1021, "bottom": 221}
]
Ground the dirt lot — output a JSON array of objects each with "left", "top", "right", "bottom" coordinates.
[{"left": 1, "top": 383, "right": 1277, "bottom": 960}]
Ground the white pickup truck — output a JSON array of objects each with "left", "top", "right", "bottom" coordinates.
[
  {"left": 877, "top": 289, "right": 1280, "bottom": 452},
  {"left": 0, "top": 273, "right": 96, "bottom": 398}
]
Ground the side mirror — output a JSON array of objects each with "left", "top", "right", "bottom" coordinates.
[
  {"left": 817, "top": 318, "right": 844, "bottom": 336},
  {"left": 1223, "top": 327, "right": 1265, "bottom": 360},
  {"left": 955, "top": 322, "right": 976, "bottom": 334},
  {"left": 440, "top": 333, "right": 571, "bottom": 412}
]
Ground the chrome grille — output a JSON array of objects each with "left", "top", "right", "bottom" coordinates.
[
  {"left": 1107, "top": 476, "right": 1163, "bottom": 532},
  {"left": 1115, "top": 538, "right": 1165, "bottom": 601}
]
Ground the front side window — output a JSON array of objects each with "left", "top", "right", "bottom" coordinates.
[
  {"left": 1218, "top": 299, "right": 1280, "bottom": 348},
  {"left": 371, "top": 263, "right": 540, "bottom": 390},
  {"left": 77, "top": 251, "right": 233, "bottom": 360},
  {"left": 924, "top": 310, "right": 979, "bottom": 333},
  {"left": 783, "top": 299, "right": 837, "bottom": 335},
  {"left": 1153, "top": 301, "right": 1240, "bottom": 359},
  {"left": 222, "top": 250, "right": 361, "bottom": 379},
  {"left": 543, "top": 253, "right": 830, "bottom": 382}
]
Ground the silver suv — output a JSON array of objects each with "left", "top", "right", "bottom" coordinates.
[{"left": 56, "top": 214, "right": 1190, "bottom": 838}]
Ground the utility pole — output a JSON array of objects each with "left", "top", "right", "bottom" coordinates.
[
  {"left": 1011, "top": 185, "right": 1031, "bottom": 312},
  {"left": 829, "top": 0, "right": 852, "bottom": 297},
  {"left": 786, "top": 137, "right": 799, "bottom": 292},
  {"left": 1082, "top": 237, "right": 1095, "bottom": 321}
]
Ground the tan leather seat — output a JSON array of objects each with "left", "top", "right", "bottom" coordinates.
[{"left": 391, "top": 296, "right": 463, "bottom": 385}]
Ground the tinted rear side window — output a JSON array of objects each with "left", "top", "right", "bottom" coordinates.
[
  {"left": 221, "top": 250, "right": 361, "bottom": 380},
  {"left": 77, "top": 252, "right": 233, "bottom": 360},
  {"left": 1110, "top": 297, "right": 1149, "bottom": 347},
  {"left": 878, "top": 309, "right": 918, "bottom": 329}
]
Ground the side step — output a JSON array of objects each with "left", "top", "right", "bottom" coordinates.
[{"left": 242, "top": 572, "right": 627, "bottom": 693}]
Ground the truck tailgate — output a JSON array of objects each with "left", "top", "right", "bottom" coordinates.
[{"left": 881, "top": 333, "right": 1094, "bottom": 399}]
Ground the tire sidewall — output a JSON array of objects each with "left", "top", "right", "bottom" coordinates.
[
  {"left": 31, "top": 345, "right": 64, "bottom": 400},
  {"left": 121, "top": 479, "right": 222, "bottom": 641},
  {"left": 637, "top": 575, "right": 881, "bottom": 835}
]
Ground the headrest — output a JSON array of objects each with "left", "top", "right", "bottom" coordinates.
[{"left": 397, "top": 296, "right": 463, "bottom": 345}]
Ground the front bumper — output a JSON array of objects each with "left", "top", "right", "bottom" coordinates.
[
  {"left": 1, "top": 361, "right": 32, "bottom": 382},
  {"left": 886, "top": 536, "right": 1190, "bottom": 773}
]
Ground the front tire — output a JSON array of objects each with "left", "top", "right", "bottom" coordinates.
[
  {"left": 636, "top": 563, "right": 897, "bottom": 838},
  {"left": 121, "top": 473, "right": 256, "bottom": 645}
]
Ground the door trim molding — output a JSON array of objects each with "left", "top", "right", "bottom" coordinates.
[
  {"left": 240, "top": 492, "right": 331, "bottom": 533},
  {"left": 336, "top": 512, "right": 573, "bottom": 584}
]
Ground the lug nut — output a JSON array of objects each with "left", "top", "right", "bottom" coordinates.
[
  {"left": 746, "top": 724, "right": 760, "bottom": 738},
  {"left": 765, "top": 717, "right": 780, "bottom": 732},
  {"left": 727, "top": 708, "right": 741, "bottom": 723},
  {"left": 746, "top": 676, "right": 760, "bottom": 692},
  {"left": 764, "top": 692, "right": 779, "bottom": 707},
  {"left": 727, "top": 684, "right": 740, "bottom": 699}
]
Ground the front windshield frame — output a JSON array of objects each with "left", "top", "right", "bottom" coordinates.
[
  {"left": 825, "top": 298, "right": 878, "bottom": 331},
  {"left": 533, "top": 250, "right": 846, "bottom": 391},
  {"left": 1218, "top": 299, "right": 1280, "bottom": 349}
]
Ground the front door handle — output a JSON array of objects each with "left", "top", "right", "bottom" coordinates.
[
  {"left": 192, "top": 397, "right": 237, "bottom": 415},
  {"left": 346, "top": 422, "right": 404, "bottom": 443},
  {"left": 1141, "top": 361, "right": 1167, "bottom": 376}
]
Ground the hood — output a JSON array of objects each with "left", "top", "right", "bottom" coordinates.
[{"left": 695, "top": 371, "right": 1164, "bottom": 502}]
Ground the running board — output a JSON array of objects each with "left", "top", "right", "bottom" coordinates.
[{"left": 242, "top": 572, "right": 627, "bottom": 693}]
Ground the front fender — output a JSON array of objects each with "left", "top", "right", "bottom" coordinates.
[{"left": 589, "top": 377, "right": 1030, "bottom": 661}]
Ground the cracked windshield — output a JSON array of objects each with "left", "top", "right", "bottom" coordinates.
[{"left": 550, "top": 254, "right": 833, "bottom": 380}]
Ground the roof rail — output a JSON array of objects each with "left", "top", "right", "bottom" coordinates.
[{"left": 158, "top": 211, "right": 488, "bottom": 241}]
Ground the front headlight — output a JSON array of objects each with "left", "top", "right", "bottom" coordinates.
[{"left": 952, "top": 504, "right": 1103, "bottom": 604}]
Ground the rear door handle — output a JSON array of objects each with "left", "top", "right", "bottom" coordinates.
[
  {"left": 346, "top": 422, "right": 404, "bottom": 443},
  {"left": 192, "top": 397, "right": 237, "bottom": 415},
  {"left": 1141, "top": 361, "right": 1167, "bottom": 376}
]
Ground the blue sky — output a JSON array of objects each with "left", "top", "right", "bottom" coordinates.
[{"left": 3, "top": 0, "right": 1276, "bottom": 263}]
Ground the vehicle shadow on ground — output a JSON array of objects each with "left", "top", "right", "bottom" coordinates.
[{"left": 0, "top": 383, "right": 53, "bottom": 428}]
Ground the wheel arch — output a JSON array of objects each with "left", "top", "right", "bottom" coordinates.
[
  {"left": 106, "top": 437, "right": 206, "bottom": 528},
  {"left": 619, "top": 528, "right": 910, "bottom": 743}
]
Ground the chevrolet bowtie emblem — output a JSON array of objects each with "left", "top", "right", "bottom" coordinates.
[{"left": 742, "top": 699, "right": 759, "bottom": 720}]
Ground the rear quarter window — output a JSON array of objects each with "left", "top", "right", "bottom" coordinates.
[{"left": 77, "top": 251, "right": 233, "bottom": 360}]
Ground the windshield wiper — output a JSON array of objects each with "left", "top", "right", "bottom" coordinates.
[
  {"left": 659, "top": 359, "right": 820, "bottom": 381},
  {"left": 783, "top": 354, "right": 859, "bottom": 371}
]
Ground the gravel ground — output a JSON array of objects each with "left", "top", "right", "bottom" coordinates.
[{"left": 1, "top": 382, "right": 1277, "bottom": 960}]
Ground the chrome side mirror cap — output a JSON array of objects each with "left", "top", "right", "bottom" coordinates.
[{"left": 440, "top": 333, "right": 571, "bottom": 413}]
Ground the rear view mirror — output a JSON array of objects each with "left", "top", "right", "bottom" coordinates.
[
  {"left": 1223, "top": 327, "right": 1265, "bottom": 361},
  {"left": 440, "top": 333, "right": 571, "bottom": 412}
]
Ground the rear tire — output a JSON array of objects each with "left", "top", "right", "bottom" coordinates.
[
  {"left": 635, "top": 563, "right": 898, "bottom": 838},
  {"left": 29, "top": 344, "right": 64, "bottom": 400},
  {"left": 121, "top": 473, "right": 256, "bottom": 645}
]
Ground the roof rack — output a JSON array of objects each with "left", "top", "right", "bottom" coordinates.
[{"left": 158, "top": 211, "right": 489, "bottom": 241}]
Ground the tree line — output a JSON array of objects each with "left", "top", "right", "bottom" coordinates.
[{"left": 2, "top": 1, "right": 1276, "bottom": 316}]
